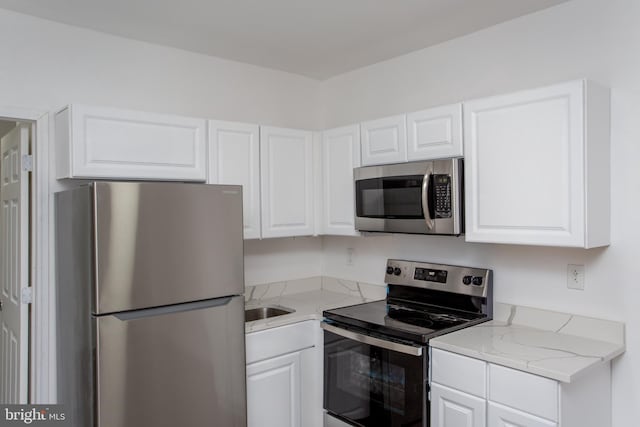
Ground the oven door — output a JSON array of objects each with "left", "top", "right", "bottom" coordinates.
[{"left": 322, "top": 323, "right": 427, "bottom": 427}]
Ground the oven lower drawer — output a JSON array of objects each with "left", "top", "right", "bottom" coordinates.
[
  {"left": 325, "top": 412, "right": 356, "bottom": 427},
  {"left": 322, "top": 323, "right": 428, "bottom": 427}
]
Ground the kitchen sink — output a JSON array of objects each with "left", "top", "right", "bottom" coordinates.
[{"left": 245, "top": 306, "right": 295, "bottom": 322}]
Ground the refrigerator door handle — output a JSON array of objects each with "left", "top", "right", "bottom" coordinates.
[{"left": 112, "top": 296, "right": 234, "bottom": 321}]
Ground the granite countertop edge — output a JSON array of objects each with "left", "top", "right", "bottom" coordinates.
[{"left": 429, "top": 303, "right": 626, "bottom": 383}]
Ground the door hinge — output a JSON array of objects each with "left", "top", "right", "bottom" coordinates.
[
  {"left": 21, "top": 287, "right": 33, "bottom": 304},
  {"left": 22, "top": 154, "right": 33, "bottom": 172}
]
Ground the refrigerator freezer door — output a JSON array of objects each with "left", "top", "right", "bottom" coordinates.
[
  {"left": 92, "top": 182, "right": 244, "bottom": 314},
  {"left": 95, "top": 295, "right": 246, "bottom": 427}
]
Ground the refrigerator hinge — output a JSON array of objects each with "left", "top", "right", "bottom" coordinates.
[
  {"left": 21, "top": 287, "right": 33, "bottom": 304},
  {"left": 22, "top": 154, "right": 33, "bottom": 172}
]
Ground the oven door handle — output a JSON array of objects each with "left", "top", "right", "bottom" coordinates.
[{"left": 321, "top": 322, "right": 423, "bottom": 356}]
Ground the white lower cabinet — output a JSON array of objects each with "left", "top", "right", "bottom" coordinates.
[
  {"left": 430, "top": 349, "right": 612, "bottom": 427},
  {"left": 488, "top": 403, "right": 557, "bottom": 427},
  {"left": 247, "top": 350, "right": 303, "bottom": 427},
  {"left": 431, "top": 383, "right": 486, "bottom": 427},
  {"left": 246, "top": 321, "right": 321, "bottom": 427}
]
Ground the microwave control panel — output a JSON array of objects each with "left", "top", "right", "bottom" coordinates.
[{"left": 433, "top": 174, "right": 452, "bottom": 218}]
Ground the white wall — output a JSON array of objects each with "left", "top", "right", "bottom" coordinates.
[
  {"left": 321, "top": 0, "right": 640, "bottom": 425},
  {"left": 0, "top": 9, "right": 323, "bottom": 130},
  {"left": 244, "top": 237, "right": 322, "bottom": 286},
  {"left": 0, "top": 7, "right": 326, "bottom": 402},
  {"left": 0, "top": 7, "right": 326, "bottom": 287}
]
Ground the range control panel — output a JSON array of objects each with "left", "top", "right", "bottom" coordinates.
[{"left": 384, "top": 259, "right": 492, "bottom": 298}]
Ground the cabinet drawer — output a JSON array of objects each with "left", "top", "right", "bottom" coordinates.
[
  {"left": 431, "top": 349, "right": 486, "bottom": 398},
  {"left": 488, "top": 402, "right": 557, "bottom": 427},
  {"left": 489, "top": 364, "right": 558, "bottom": 421},
  {"left": 245, "top": 320, "right": 316, "bottom": 364}
]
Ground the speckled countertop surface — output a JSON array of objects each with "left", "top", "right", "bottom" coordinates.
[
  {"left": 430, "top": 303, "right": 625, "bottom": 382},
  {"left": 244, "top": 276, "right": 386, "bottom": 333}
]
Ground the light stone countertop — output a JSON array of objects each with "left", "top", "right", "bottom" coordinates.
[
  {"left": 244, "top": 276, "right": 386, "bottom": 333},
  {"left": 429, "top": 302, "right": 625, "bottom": 383}
]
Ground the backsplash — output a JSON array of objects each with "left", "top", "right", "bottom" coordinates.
[{"left": 245, "top": 276, "right": 386, "bottom": 303}]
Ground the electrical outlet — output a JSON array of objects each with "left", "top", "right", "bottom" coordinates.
[
  {"left": 567, "top": 264, "right": 585, "bottom": 290},
  {"left": 346, "top": 248, "right": 355, "bottom": 266}
]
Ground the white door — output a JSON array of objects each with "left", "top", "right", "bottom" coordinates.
[
  {"left": 0, "top": 124, "right": 29, "bottom": 403},
  {"left": 246, "top": 351, "right": 302, "bottom": 427},
  {"left": 360, "top": 114, "right": 407, "bottom": 166},
  {"left": 406, "top": 103, "right": 463, "bottom": 161},
  {"left": 322, "top": 125, "right": 360, "bottom": 236},
  {"left": 431, "top": 383, "right": 486, "bottom": 427},
  {"left": 55, "top": 104, "right": 207, "bottom": 181},
  {"left": 208, "top": 120, "right": 261, "bottom": 239},
  {"left": 463, "top": 81, "right": 588, "bottom": 247},
  {"left": 260, "top": 126, "right": 314, "bottom": 238}
]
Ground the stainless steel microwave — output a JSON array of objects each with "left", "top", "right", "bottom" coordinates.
[{"left": 354, "top": 158, "right": 463, "bottom": 235}]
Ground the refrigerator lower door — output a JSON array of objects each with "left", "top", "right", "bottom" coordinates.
[{"left": 95, "top": 296, "right": 246, "bottom": 427}]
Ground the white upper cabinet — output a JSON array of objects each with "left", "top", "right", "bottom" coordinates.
[
  {"left": 463, "top": 80, "right": 610, "bottom": 248},
  {"left": 322, "top": 125, "right": 360, "bottom": 236},
  {"left": 260, "top": 126, "right": 315, "bottom": 238},
  {"left": 55, "top": 104, "right": 206, "bottom": 181},
  {"left": 407, "top": 103, "right": 463, "bottom": 161},
  {"left": 208, "top": 120, "right": 261, "bottom": 239},
  {"left": 361, "top": 114, "right": 407, "bottom": 166}
]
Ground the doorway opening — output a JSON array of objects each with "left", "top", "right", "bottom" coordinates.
[{"left": 0, "top": 119, "right": 32, "bottom": 404}]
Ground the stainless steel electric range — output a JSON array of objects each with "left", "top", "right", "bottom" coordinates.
[{"left": 322, "top": 259, "right": 493, "bottom": 427}]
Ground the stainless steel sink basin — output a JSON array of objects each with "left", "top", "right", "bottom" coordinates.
[{"left": 245, "top": 306, "right": 295, "bottom": 322}]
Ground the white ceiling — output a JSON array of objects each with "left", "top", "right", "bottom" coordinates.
[{"left": 0, "top": 0, "right": 568, "bottom": 80}]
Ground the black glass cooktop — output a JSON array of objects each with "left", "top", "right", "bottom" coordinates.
[{"left": 323, "top": 300, "right": 488, "bottom": 344}]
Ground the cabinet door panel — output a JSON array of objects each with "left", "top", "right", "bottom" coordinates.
[
  {"left": 407, "top": 104, "right": 463, "bottom": 160},
  {"left": 488, "top": 402, "right": 556, "bottom": 427},
  {"left": 361, "top": 115, "right": 407, "bottom": 166},
  {"left": 464, "top": 81, "right": 585, "bottom": 246},
  {"left": 431, "top": 383, "right": 485, "bottom": 427},
  {"left": 247, "top": 351, "right": 302, "bottom": 427},
  {"left": 56, "top": 104, "right": 206, "bottom": 181},
  {"left": 322, "top": 125, "right": 360, "bottom": 235},
  {"left": 208, "top": 120, "right": 261, "bottom": 239},
  {"left": 260, "top": 127, "right": 314, "bottom": 238}
]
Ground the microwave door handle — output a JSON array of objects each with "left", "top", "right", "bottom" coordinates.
[{"left": 422, "top": 166, "right": 435, "bottom": 231}]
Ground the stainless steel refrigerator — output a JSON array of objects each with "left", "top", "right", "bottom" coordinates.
[{"left": 55, "top": 181, "right": 246, "bottom": 427}]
